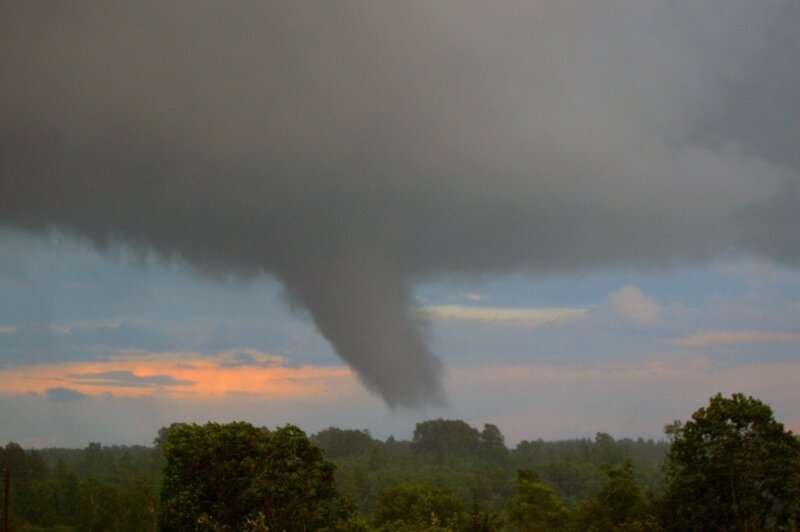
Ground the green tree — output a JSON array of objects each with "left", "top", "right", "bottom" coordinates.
[
  {"left": 660, "top": 393, "right": 800, "bottom": 531},
  {"left": 77, "top": 478, "right": 124, "bottom": 532},
  {"left": 463, "top": 467, "right": 514, "bottom": 513},
  {"left": 0, "top": 443, "right": 47, "bottom": 486},
  {"left": 0, "top": 442, "right": 49, "bottom": 530},
  {"left": 573, "top": 461, "right": 652, "bottom": 532},
  {"left": 79, "top": 443, "right": 108, "bottom": 481},
  {"left": 506, "top": 469, "right": 569, "bottom": 531},
  {"left": 593, "top": 433, "right": 625, "bottom": 465},
  {"left": 372, "top": 483, "right": 464, "bottom": 530},
  {"left": 412, "top": 419, "right": 482, "bottom": 462},
  {"left": 158, "top": 421, "right": 349, "bottom": 532},
  {"left": 478, "top": 424, "right": 510, "bottom": 466},
  {"left": 22, "top": 460, "right": 80, "bottom": 528},
  {"left": 313, "top": 428, "right": 380, "bottom": 460},
  {"left": 120, "top": 476, "right": 159, "bottom": 532}
]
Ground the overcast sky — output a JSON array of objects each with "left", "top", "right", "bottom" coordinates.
[{"left": 1, "top": 1, "right": 799, "bottom": 447}]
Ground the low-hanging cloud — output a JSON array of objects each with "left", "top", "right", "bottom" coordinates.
[{"left": 1, "top": 1, "right": 798, "bottom": 406}]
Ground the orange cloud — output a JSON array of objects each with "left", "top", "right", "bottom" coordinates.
[{"left": 1, "top": 349, "right": 357, "bottom": 400}]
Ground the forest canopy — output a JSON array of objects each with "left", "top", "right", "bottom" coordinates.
[{"left": 1, "top": 393, "right": 798, "bottom": 531}]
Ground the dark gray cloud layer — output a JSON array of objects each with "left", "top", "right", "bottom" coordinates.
[{"left": 1, "top": 2, "right": 798, "bottom": 406}]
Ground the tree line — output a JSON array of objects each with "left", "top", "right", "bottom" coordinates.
[{"left": 1, "top": 393, "right": 798, "bottom": 531}]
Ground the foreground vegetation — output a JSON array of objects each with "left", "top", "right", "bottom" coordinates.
[{"left": 1, "top": 393, "right": 798, "bottom": 531}]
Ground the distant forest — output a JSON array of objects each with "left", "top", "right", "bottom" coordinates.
[{"left": 2, "top": 393, "right": 798, "bottom": 531}]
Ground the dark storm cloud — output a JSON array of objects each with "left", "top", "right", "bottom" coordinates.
[
  {"left": 1, "top": 1, "right": 797, "bottom": 406},
  {"left": 46, "top": 387, "right": 87, "bottom": 402}
]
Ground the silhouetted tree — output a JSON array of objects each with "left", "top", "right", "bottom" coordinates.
[
  {"left": 158, "top": 422, "right": 349, "bottom": 531},
  {"left": 660, "top": 393, "right": 800, "bottom": 531}
]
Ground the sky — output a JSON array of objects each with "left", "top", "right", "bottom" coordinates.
[{"left": 1, "top": 1, "right": 799, "bottom": 447}]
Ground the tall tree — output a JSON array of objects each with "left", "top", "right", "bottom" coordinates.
[
  {"left": 660, "top": 393, "right": 800, "bottom": 531},
  {"left": 158, "top": 422, "right": 349, "bottom": 532},
  {"left": 573, "top": 461, "right": 652, "bottom": 532},
  {"left": 506, "top": 469, "right": 569, "bottom": 531},
  {"left": 478, "top": 424, "right": 510, "bottom": 466},
  {"left": 77, "top": 478, "right": 124, "bottom": 532},
  {"left": 0, "top": 442, "right": 48, "bottom": 529},
  {"left": 412, "top": 419, "right": 482, "bottom": 461}
]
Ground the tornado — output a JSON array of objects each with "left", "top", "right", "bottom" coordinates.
[{"left": 1, "top": 1, "right": 798, "bottom": 406}]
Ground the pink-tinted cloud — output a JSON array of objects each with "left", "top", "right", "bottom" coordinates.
[
  {"left": 444, "top": 357, "right": 800, "bottom": 441},
  {"left": 606, "top": 285, "right": 662, "bottom": 326},
  {"left": 425, "top": 305, "right": 586, "bottom": 329},
  {"left": 1, "top": 349, "right": 358, "bottom": 400},
  {"left": 673, "top": 330, "right": 800, "bottom": 347},
  {"left": 3, "top": 355, "right": 799, "bottom": 447}
]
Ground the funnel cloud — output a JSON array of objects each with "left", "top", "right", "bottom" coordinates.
[{"left": 1, "top": 2, "right": 798, "bottom": 406}]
